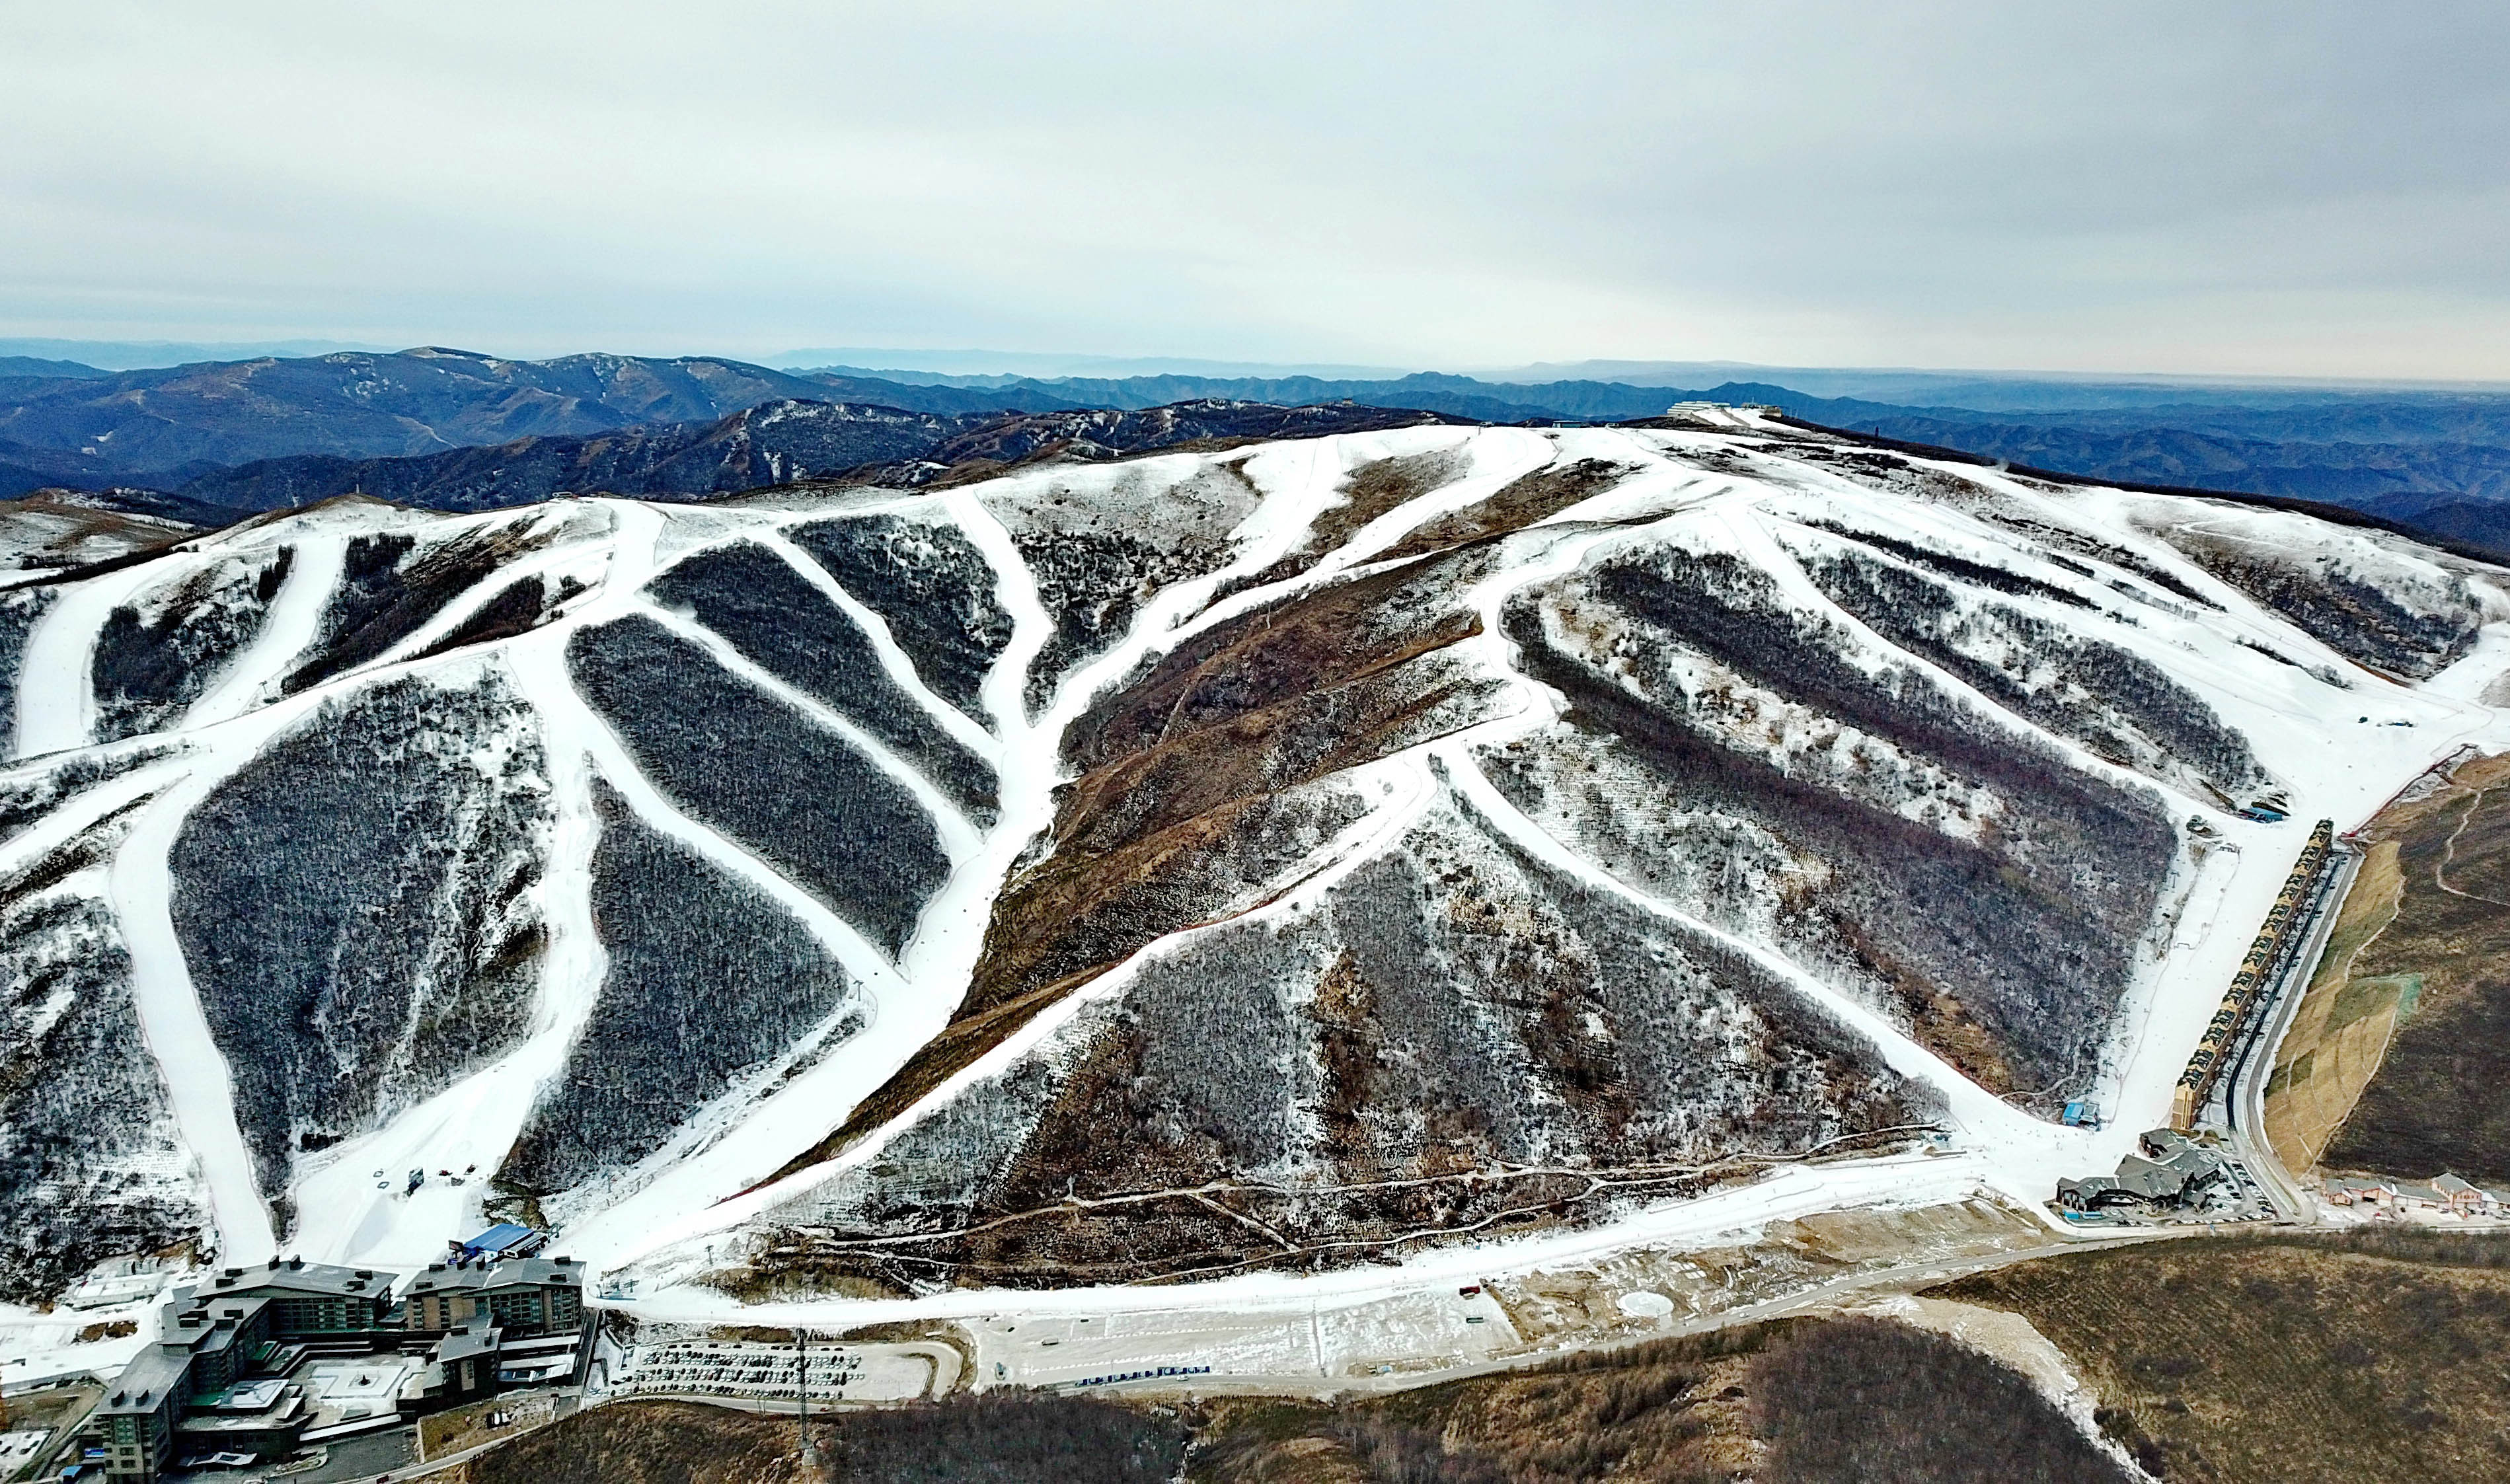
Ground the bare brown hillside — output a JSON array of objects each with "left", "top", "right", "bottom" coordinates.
[
  {"left": 1942, "top": 1230, "right": 2510, "bottom": 1483},
  {"left": 2265, "top": 751, "right": 2510, "bottom": 1185}
]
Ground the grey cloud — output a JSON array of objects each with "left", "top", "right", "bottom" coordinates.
[{"left": 2, "top": 1, "right": 2505, "bottom": 377}]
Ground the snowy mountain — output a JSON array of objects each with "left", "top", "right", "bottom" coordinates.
[
  {"left": 1, "top": 409, "right": 2503, "bottom": 1313},
  {"left": 171, "top": 398, "right": 1469, "bottom": 515}
]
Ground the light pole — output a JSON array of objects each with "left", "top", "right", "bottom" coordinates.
[{"left": 796, "top": 1327, "right": 824, "bottom": 1477}]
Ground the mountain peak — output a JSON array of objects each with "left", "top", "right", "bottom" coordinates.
[{"left": 3, "top": 416, "right": 2498, "bottom": 1322}]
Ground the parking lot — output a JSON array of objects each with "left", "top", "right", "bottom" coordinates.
[
  {"left": 602, "top": 1339, "right": 950, "bottom": 1405},
  {"left": 968, "top": 1286, "right": 1521, "bottom": 1391}
]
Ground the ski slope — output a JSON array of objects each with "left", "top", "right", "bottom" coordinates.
[{"left": 2, "top": 411, "right": 2504, "bottom": 1331}]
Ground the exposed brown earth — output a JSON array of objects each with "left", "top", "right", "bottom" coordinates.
[
  {"left": 459, "top": 1234, "right": 2510, "bottom": 1484},
  {"left": 1309, "top": 450, "right": 1471, "bottom": 555},
  {"left": 765, "top": 782, "right": 1369, "bottom": 1193},
  {"left": 2262, "top": 837, "right": 2407, "bottom": 1174},
  {"left": 1827, "top": 913, "right": 2024, "bottom": 1097},
  {"left": 1188, "top": 1316, "right": 2130, "bottom": 1484},
  {"left": 751, "top": 776, "right": 1924, "bottom": 1295},
  {"left": 1488, "top": 1199, "right": 2052, "bottom": 1349},
  {"left": 448, "top": 1393, "right": 1188, "bottom": 1484},
  {"left": 444, "top": 1319, "right": 2126, "bottom": 1484},
  {"left": 1942, "top": 1230, "right": 2510, "bottom": 1484},
  {"left": 1375, "top": 457, "right": 1636, "bottom": 562},
  {"left": 2262, "top": 751, "right": 2510, "bottom": 1185},
  {"left": 771, "top": 551, "right": 1506, "bottom": 1183},
  {"left": 1225, "top": 449, "right": 1472, "bottom": 590},
  {"left": 0, "top": 492, "right": 196, "bottom": 573},
  {"left": 995, "top": 544, "right": 1503, "bottom": 1033},
  {"left": 1060, "top": 548, "right": 1492, "bottom": 776}
]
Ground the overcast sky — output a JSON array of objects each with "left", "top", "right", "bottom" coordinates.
[{"left": 5, "top": 1, "right": 2507, "bottom": 378}]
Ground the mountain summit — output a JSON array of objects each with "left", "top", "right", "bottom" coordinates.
[{"left": 0, "top": 409, "right": 2499, "bottom": 1314}]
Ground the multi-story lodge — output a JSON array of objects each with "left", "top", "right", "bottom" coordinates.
[
  {"left": 87, "top": 1258, "right": 393, "bottom": 1481},
  {"left": 399, "top": 1256, "right": 586, "bottom": 1338},
  {"left": 83, "top": 1245, "right": 587, "bottom": 1483}
]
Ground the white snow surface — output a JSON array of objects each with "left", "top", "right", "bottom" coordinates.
[{"left": 5, "top": 418, "right": 2508, "bottom": 1336}]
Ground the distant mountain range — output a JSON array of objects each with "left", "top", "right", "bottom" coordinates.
[
  {"left": 1751, "top": 394, "right": 2510, "bottom": 505},
  {"left": 0, "top": 348, "right": 997, "bottom": 482},
  {"left": 0, "top": 337, "right": 397, "bottom": 370},
  {"left": 173, "top": 398, "right": 1459, "bottom": 513},
  {"left": 785, "top": 366, "right": 1676, "bottom": 421},
  {"left": 0, "top": 355, "right": 112, "bottom": 381},
  {"left": 5, "top": 346, "right": 2510, "bottom": 555},
  {"left": 796, "top": 370, "right": 2510, "bottom": 507}
]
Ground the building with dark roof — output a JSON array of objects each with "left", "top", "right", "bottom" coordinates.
[
  {"left": 89, "top": 1347, "right": 190, "bottom": 1481},
  {"left": 87, "top": 1251, "right": 588, "bottom": 1481},
  {"left": 2056, "top": 1131, "right": 2231, "bottom": 1213},
  {"left": 2326, "top": 1175, "right": 2395, "bottom": 1207},
  {"left": 398, "top": 1325, "right": 504, "bottom": 1418},
  {"left": 173, "top": 1377, "right": 313, "bottom": 1465},
  {"left": 400, "top": 1256, "right": 584, "bottom": 1339},
  {"left": 85, "top": 1259, "right": 393, "bottom": 1481},
  {"left": 2431, "top": 1173, "right": 2497, "bottom": 1214},
  {"left": 192, "top": 1255, "right": 396, "bottom": 1339}
]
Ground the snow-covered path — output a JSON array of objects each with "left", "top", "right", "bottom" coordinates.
[
  {"left": 14, "top": 560, "right": 158, "bottom": 757},
  {"left": 13, "top": 417, "right": 2510, "bottom": 1327},
  {"left": 615, "top": 1143, "right": 2019, "bottom": 1337},
  {"left": 108, "top": 770, "right": 276, "bottom": 1263},
  {"left": 603, "top": 431, "right": 2503, "bottom": 1282},
  {"left": 186, "top": 535, "right": 343, "bottom": 727},
  {"left": 551, "top": 490, "right": 1064, "bottom": 1269}
]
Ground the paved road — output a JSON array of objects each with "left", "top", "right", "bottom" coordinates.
[
  {"left": 289, "top": 1427, "right": 417, "bottom": 1482},
  {"left": 2219, "top": 846, "right": 2355, "bottom": 1223},
  {"left": 175, "top": 1426, "right": 417, "bottom": 1484},
  {"left": 186, "top": 1390, "right": 584, "bottom": 1484}
]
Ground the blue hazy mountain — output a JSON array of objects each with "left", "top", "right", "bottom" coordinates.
[{"left": 6, "top": 347, "right": 2510, "bottom": 556}]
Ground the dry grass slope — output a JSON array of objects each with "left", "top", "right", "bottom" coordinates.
[
  {"left": 2265, "top": 751, "right": 2510, "bottom": 1185},
  {"left": 2262, "top": 838, "right": 2407, "bottom": 1173},
  {"left": 1941, "top": 1230, "right": 2510, "bottom": 1483},
  {"left": 765, "top": 553, "right": 1503, "bottom": 1185},
  {"left": 1188, "top": 1316, "right": 2128, "bottom": 1484},
  {"left": 453, "top": 1394, "right": 1187, "bottom": 1484}
]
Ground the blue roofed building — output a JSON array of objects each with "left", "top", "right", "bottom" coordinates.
[{"left": 450, "top": 1223, "right": 549, "bottom": 1263}]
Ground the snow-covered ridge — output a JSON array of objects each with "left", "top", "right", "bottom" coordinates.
[{"left": 1, "top": 414, "right": 2504, "bottom": 1316}]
